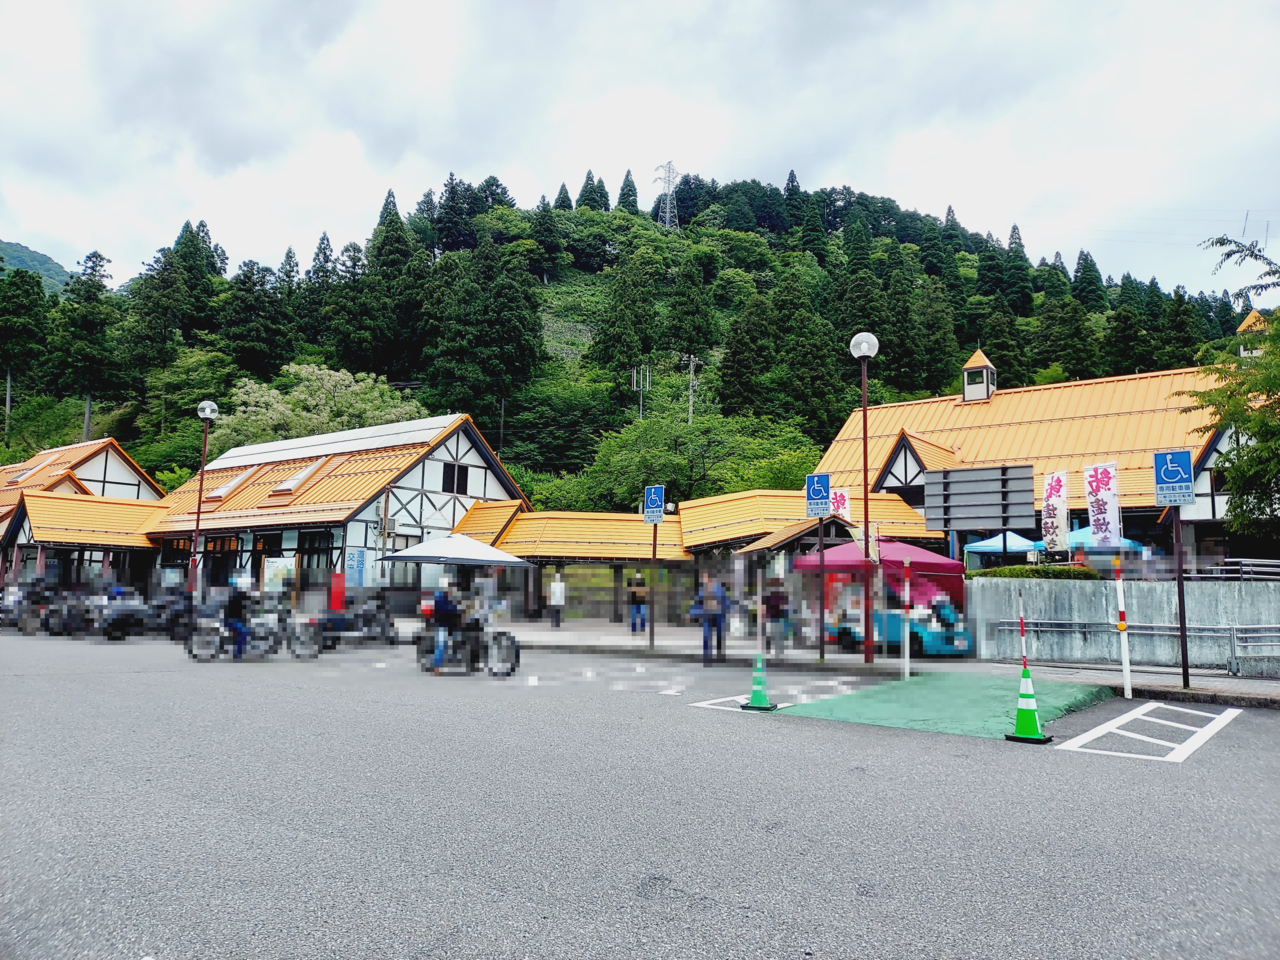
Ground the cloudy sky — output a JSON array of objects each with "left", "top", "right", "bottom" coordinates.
[{"left": 2, "top": 0, "right": 1277, "bottom": 305}]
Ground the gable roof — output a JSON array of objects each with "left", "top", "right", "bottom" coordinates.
[
  {"left": 6, "top": 491, "right": 171, "bottom": 549},
  {"left": 148, "top": 415, "right": 527, "bottom": 536},
  {"left": 1237, "top": 309, "right": 1267, "bottom": 333},
  {"left": 453, "top": 499, "right": 526, "bottom": 546},
  {"left": 0, "top": 438, "right": 161, "bottom": 523},
  {"left": 818, "top": 366, "right": 1217, "bottom": 509}
]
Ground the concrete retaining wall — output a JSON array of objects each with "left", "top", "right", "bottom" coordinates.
[{"left": 967, "top": 578, "right": 1280, "bottom": 671}]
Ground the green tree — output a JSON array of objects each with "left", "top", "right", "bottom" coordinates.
[
  {"left": 616, "top": 170, "right": 639, "bottom": 216},
  {"left": 1100, "top": 304, "right": 1158, "bottom": 376},
  {"left": 126, "top": 348, "right": 242, "bottom": 473},
  {"left": 780, "top": 307, "right": 843, "bottom": 443},
  {"left": 1201, "top": 235, "right": 1280, "bottom": 307},
  {"left": 1116, "top": 272, "right": 1144, "bottom": 312},
  {"left": 171, "top": 220, "right": 226, "bottom": 336},
  {"left": 594, "top": 177, "right": 610, "bottom": 212},
  {"left": 221, "top": 261, "right": 294, "bottom": 380},
  {"left": 1035, "top": 296, "right": 1100, "bottom": 380},
  {"left": 664, "top": 262, "right": 717, "bottom": 359},
  {"left": 530, "top": 196, "right": 566, "bottom": 283},
  {"left": 980, "top": 297, "right": 1028, "bottom": 388},
  {"left": 918, "top": 220, "right": 946, "bottom": 277},
  {"left": 118, "top": 248, "right": 188, "bottom": 400},
  {"left": 576, "top": 170, "right": 601, "bottom": 211},
  {"left": 1214, "top": 289, "right": 1238, "bottom": 335},
  {"left": 880, "top": 269, "right": 922, "bottom": 390},
  {"left": 1185, "top": 321, "right": 1280, "bottom": 535},
  {"left": 800, "top": 196, "right": 828, "bottom": 264},
  {"left": 835, "top": 269, "right": 889, "bottom": 383},
  {"left": 553, "top": 183, "right": 574, "bottom": 211},
  {"left": 842, "top": 220, "right": 872, "bottom": 274},
  {"left": 718, "top": 295, "right": 776, "bottom": 416},
  {"left": 407, "top": 190, "right": 438, "bottom": 249},
  {"left": 1071, "top": 250, "right": 1108, "bottom": 313},
  {"left": 723, "top": 192, "right": 757, "bottom": 232},
  {"left": 783, "top": 170, "right": 806, "bottom": 228},
  {"left": 976, "top": 244, "right": 1005, "bottom": 299},
  {"left": 436, "top": 173, "right": 477, "bottom": 251},
  {"left": 1040, "top": 263, "right": 1072, "bottom": 300},
  {"left": 914, "top": 277, "right": 960, "bottom": 393},
  {"left": 1156, "top": 287, "right": 1201, "bottom": 369},
  {"left": 43, "top": 252, "right": 123, "bottom": 437},
  {"left": 1003, "top": 231, "right": 1035, "bottom": 317},
  {"left": 0, "top": 268, "right": 49, "bottom": 435},
  {"left": 366, "top": 189, "right": 414, "bottom": 276}
]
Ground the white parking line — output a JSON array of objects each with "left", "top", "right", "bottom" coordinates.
[
  {"left": 1057, "top": 701, "right": 1242, "bottom": 762},
  {"left": 690, "top": 695, "right": 794, "bottom": 712}
]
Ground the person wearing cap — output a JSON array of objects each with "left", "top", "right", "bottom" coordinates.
[{"left": 627, "top": 574, "right": 648, "bottom": 633}]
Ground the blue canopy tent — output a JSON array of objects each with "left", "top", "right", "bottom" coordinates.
[
  {"left": 1032, "top": 527, "right": 1141, "bottom": 552},
  {"left": 963, "top": 532, "right": 1037, "bottom": 555}
]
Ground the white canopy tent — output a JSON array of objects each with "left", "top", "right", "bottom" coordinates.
[{"left": 378, "top": 533, "right": 533, "bottom": 567}]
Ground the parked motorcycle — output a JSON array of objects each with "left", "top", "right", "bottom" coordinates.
[{"left": 186, "top": 603, "right": 283, "bottom": 662}]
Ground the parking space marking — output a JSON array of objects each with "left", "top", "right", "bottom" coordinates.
[
  {"left": 690, "top": 695, "right": 794, "bottom": 712},
  {"left": 1057, "top": 701, "right": 1242, "bottom": 762}
]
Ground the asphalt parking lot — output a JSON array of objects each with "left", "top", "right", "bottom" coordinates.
[{"left": 3, "top": 631, "right": 1278, "bottom": 960}]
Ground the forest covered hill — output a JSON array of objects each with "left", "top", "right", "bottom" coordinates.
[
  {"left": 0, "top": 240, "right": 71, "bottom": 296},
  {"left": 0, "top": 167, "right": 1262, "bottom": 511}
]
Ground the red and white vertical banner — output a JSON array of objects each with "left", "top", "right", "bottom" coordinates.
[
  {"left": 1084, "top": 461, "right": 1121, "bottom": 548},
  {"left": 1041, "top": 471, "right": 1068, "bottom": 552}
]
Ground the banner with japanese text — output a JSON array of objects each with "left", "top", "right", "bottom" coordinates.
[
  {"left": 1084, "top": 461, "right": 1121, "bottom": 548},
  {"left": 1041, "top": 471, "right": 1068, "bottom": 552}
]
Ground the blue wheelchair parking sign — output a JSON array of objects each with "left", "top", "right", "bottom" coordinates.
[
  {"left": 806, "top": 473, "right": 831, "bottom": 518},
  {"left": 1154, "top": 450, "right": 1194, "bottom": 506},
  {"left": 644, "top": 484, "right": 665, "bottom": 524}
]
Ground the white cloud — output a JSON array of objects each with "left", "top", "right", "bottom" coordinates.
[{"left": 1, "top": 0, "right": 1276, "bottom": 304}]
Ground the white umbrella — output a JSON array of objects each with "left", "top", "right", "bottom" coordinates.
[{"left": 377, "top": 533, "right": 533, "bottom": 567}]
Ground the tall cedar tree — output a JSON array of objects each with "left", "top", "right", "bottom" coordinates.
[
  {"left": 1003, "top": 235, "right": 1035, "bottom": 316},
  {"left": 1071, "top": 251, "right": 1108, "bottom": 313},
  {"left": 407, "top": 190, "right": 437, "bottom": 249},
  {"left": 836, "top": 270, "right": 889, "bottom": 384},
  {"left": 941, "top": 205, "right": 966, "bottom": 250},
  {"left": 221, "top": 261, "right": 294, "bottom": 380},
  {"left": 0, "top": 268, "right": 49, "bottom": 398},
  {"left": 783, "top": 170, "right": 806, "bottom": 228},
  {"left": 576, "top": 171, "right": 601, "bottom": 211},
  {"left": 1143, "top": 278, "right": 1167, "bottom": 333},
  {"left": 121, "top": 249, "right": 188, "bottom": 393},
  {"left": 800, "top": 197, "right": 828, "bottom": 264},
  {"left": 1115, "top": 272, "right": 1143, "bottom": 311},
  {"left": 298, "top": 232, "right": 336, "bottom": 343},
  {"left": 976, "top": 244, "right": 1005, "bottom": 299},
  {"left": 664, "top": 262, "right": 717, "bottom": 358},
  {"left": 367, "top": 190, "right": 414, "bottom": 275},
  {"left": 553, "top": 183, "right": 573, "bottom": 211},
  {"left": 941, "top": 246, "right": 966, "bottom": 314},
  {"left": 1156, "top": 287, "right": 1201, "bottom": 370},
  {"left": 881, "top": 268, "right": 922, "bottom": 390},
  {"left": 768, "top": 269, "right": 841, "bottom": 441},
  {"left": 843, "top": 220, "right": 872, "bottom": 274},
  {"left": 584, "top": 267, "right": 642, "bottom": 380},
  {"left": 278, "top": 247, "right": 300, "bottom": 310},
  {"left": 723, "top": 192, "right": 756, "bottom": 232},
  {"left": 437, "top": 173, "right": 477, "bottom": 251},
  {"left": 959, "top": 296, "right": 994, "bottom": 350},
  {"left": 1101, "top": 304, "right": 1158, "bottom": 376},
  {"left": 616, "top": 171, "right": 639, "bottom": 216},
  {"left": 918, "top": 221, "right": 946, "bottom": 278},
  {"left": 1213, "top": 290, "right": 1237, "bottom": 336},
  {"left": 980, "top": 297, "right": 1028, "bottom": 388},
  {"left": 718, "top": 295, "right": 777, "bottom": 416},
  {"left": 594, "top": 178, "right": 610, "bottom": 212},
  {"left": 1035, "top": 296, "right": 1099, "bottom": 380},
  {"left": 530, "top": 197, "right": 564, "bottom": 283},
  {"left": 914, "top": 277, "right": 960, "bottom": 393},
  {"left": 1041, "top": 264, "right": 1072, "bottom": 299}
]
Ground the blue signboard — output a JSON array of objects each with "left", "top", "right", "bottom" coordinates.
[
  {"left": 806, "top": 473, "right": 831, "bottom": 519},
  {"left": 644, "top": 484, "right": 665, "bottom": 524},
  {"left": 1154, "top": 450, "right": 1195, "bottom": 507}
]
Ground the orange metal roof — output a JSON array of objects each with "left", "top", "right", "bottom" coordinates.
[
  {"left": 678, "top": 489, "right": 815, "bottom": 548},
  {"left": 0, "top": 438, "right": 158, "bottom": 521},
  {"left": 963, "top": 349, "right": 992, "bottom": 369},
  {"left": 453, "top": 500, "right": 526, "bottom": 545},
  {"left": 818, "top": 367, "right": 1218, "bottom": 509},
  {"left": 494, "top": 511, "right": 690, "bottom": 562},
  {"left": 19, "top": 491, "right": 171, "bottom": 548},
  {"left": 736, "top": 518, "right": 828, "bottom": 554},
  {"left": 901, "top": 431, "right": 957, "bottom": 471},
  {"left": 1237, "top": 308, "right": 1267, "bottom": 333}
]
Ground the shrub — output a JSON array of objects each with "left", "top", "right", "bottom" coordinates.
[{"left": 968, "top": 565, "right": 1100, "bottom": 581}]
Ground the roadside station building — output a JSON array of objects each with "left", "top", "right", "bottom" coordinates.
[
  {"left": 146, "top": 415, "right": 528, "bottom": 592},
  {"left": 0, "top": 439, "right": 166, "bottom": 586},
  {"left": 816, "top": 351, "right": 1252, "bottom": 561}
]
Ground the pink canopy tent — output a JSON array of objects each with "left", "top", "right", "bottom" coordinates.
[{"left": 793, "top": 539, "right": 965, "bottom": 608}]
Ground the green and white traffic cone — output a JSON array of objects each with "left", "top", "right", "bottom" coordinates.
[
  {"left": 741, "top": 649, "right": 777, "bottom": 712},
  {"left": 1004, "top": 665, "right": 1053, "bottom": 744}
]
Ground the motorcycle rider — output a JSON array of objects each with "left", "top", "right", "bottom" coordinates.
[
  {"left": 226, "top": 580, "right": 249, "bottom": 660},
  {"left": 430, "top": 577, "right": 462, "bottom": 671}
]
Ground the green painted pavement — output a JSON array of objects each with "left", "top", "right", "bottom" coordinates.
[{"left": 780, "top": 671, "right": 1113, "bottom": 739}]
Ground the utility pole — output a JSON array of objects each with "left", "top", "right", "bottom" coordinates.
[
  {"left": 4, "top": 368, "right": 10, "bottom": 441},
  {"left": 631, "top": 365, "right": 651, "bottom": 420},
  {"left": 680, "top": 354, "right": 701, "bottom": 425}
]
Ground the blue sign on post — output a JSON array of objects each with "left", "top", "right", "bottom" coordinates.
[
  {"left": 1154, "top": 450, "right": 1195, "bottom": 506},
  {"left": 644, "top": 484, "right": 665, "bottom": 524},
  {"left": 806, "top": 473, "right": 831, "bottom": 518}
]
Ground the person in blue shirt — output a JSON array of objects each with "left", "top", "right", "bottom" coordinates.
[
  {"left": 690, "top": 574, "right": 728, "bottom": 665},
  {"left": 225, "top": 584, "right": 248, "bottom": 660},
  {"left": 430, "top": 578, "right": 462, "bottom": 671}
]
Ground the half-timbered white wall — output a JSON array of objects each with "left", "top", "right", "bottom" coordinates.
[{"left": 74, "top": 448, "right": 161, "bottom": 500}]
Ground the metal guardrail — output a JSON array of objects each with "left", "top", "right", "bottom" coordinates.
[
  {"left": 994, "top": 619, "right": 1280, "bottom": 674},
  {"left": 1186, "top": 559, "right": 1280, "bottom": 583}
]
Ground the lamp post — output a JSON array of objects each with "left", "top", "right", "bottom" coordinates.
[
  {"left": 850, "top": 333, "right": 879, "bottom": 664},
  {"left": 188, "top": 400, "right": 219, "bottom": 595}
]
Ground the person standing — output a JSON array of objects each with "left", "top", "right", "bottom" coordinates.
[
  {"left": 691, "top": 573, "right": 727, "bottom": 666},
  {"left": 627, "top": 575, "right": 647, "bottom": 633},
  {"left": 548, "top": 571, "right": 566, "bottom": 628}
]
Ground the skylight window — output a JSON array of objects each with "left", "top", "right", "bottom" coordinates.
[
  {"left": 6, "top": 453, "right": 60, "bottom": 486},
  {"left": 272, "top": 457, "right": 327, "bottom": 494},
  {"left": 204, "top": 467, "right": 256, "bottom": 501}
]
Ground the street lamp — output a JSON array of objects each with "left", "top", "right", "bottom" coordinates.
[
  {"left": 188, "top": 400, "right": 219, "bottom": 595},
  {"left": 850, "top": 333, "right": 878, "bottom": 664}
]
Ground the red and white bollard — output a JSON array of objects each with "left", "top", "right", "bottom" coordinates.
[
  {"left": 1115, "top": 556, "right": 1132, "bottom": 699},
  {"left": 901, "top": 557, "right": 911, "bottom": 680}
]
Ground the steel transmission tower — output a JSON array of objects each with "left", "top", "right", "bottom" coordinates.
[{"left": 653, "top": 162, "right": 679, "bottom": 230}]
